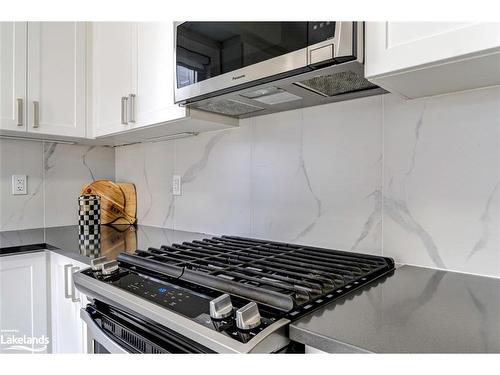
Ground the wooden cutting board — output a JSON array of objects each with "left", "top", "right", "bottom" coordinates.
[
  {"left": 80, "top": 180, "right": 136, "bottom": 225},
  {"left": 116, "top": 183, "right": 137, "bottom": 224}
]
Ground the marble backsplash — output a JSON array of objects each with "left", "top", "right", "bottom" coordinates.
[
  {"left": 0, "top": 140, "right": 115, "bottom": 230},
  {"left": 116, "top": 86, "right": 500, "bottom": 277},
  {"left": 1, "top": 86, "right": 498, "bottom": 278}
]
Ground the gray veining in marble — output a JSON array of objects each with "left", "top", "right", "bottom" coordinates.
[
  {"left": 405, "top": 101, "right": 426, "bottom": 177},
  {"left": 351, "top": 189, "right": 383, "bottom": 251},
  {"left": 384, "top": 195, "right": 446, "bottom": 268},
  {"left": 141, "top": 147, "right": 154, "bottom": 221},
  {"left": 182, "top": 131, "right": 228, "bottom": 184},
  {"left": 43, "top": 142, "right": 57, "bottom": 171},
  {"left": 43, "top": 143, "right": 115, "bottom": 227},
  {"left": 468, "top": 181, "right": 500, "bottom": 260},
  {"left": 293, "top": 122, "right": 323, "bottom": 242},
  {"left": 383, "top": 86, "right": 500, "bottom": 276},
  {"left": 161, "top": 131, "right": 229, "bottom": 227},
  {"left": 1, "top": 140, "right": 115, "bottom": 231},
  {"left": 82, "top": 145, "right": 97, "bottom": 181}
]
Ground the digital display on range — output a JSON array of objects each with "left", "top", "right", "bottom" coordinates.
[{"left": 111, "top": 273, "right": 209, "bottom": 319}]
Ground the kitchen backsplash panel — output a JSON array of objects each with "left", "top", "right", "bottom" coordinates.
[
  {"left": 2, "top": 86, "right": 498, "bottom": 278},
  {"left": 0, "top": 139, "right": 44, "bottom": 230},
  {"left": 0, "top": 140, "right": 115, "bottom": 230},
  {"left": 383, "top": 87, "right": 500, "bottom": 277},
  {"left": 116, "top": 95, "right": 384, "bottom": 256},
  {"left": 116, "top": 86, "right": 500, "bottom": 277}
]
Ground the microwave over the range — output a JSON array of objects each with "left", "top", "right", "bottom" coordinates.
[{"left": 174, "top": 21, "right": 385, "bottom": 118}]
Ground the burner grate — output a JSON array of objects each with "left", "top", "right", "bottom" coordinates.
[{"left": 117, "top": 236, "right": 394, "bottom": 312}]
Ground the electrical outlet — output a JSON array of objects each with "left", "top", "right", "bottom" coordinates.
[
  {"left": 172, "top": 175, "right": 182, "bottom": 196},
  {"left": 12, "top": 175, "right": 27, "bottom": 195}
]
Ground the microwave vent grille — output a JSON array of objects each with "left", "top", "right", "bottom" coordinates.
[
  {"left": 191, "top": 99, "right": 264, "bottom": 117},
  {"left": 296, "top": 71, "right": 378, "bottom": 97}
]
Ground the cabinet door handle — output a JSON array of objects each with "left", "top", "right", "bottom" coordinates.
[
  {"left": 128, "top": 94, "right": 136, "bottom": 123},
  {"left": 33, "top": 101, "right": 40, "bottom": 128},
  {"left": 63, "top": 264, "right": 72, "bottom": 299},
  {"left": 16, "top": 98, "right": 23, "bottom": 126},
  {"left": 121, "top": 97, "right": 128, "bottom": 125},
  {"left": 70, "top": 266, "right": 81, "bottom": 303}
]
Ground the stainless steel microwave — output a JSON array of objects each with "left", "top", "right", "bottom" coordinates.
[{"left": 174, "top": 21, "right": 385, "bottom": 118}]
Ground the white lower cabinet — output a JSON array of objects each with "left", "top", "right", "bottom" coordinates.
[
  {"left": 0, "top": 252, "right": 48, "bottom": 354},
  {"left": 49, "top": 252, "right": 88, "bottom": 353}
]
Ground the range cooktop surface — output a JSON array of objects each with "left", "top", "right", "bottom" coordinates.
[{"left": 75, "top": 235, "right": 394, "bottom": 353}]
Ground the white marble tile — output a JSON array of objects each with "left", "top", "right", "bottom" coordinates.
[
  {"left": 250, "top": 108, "right": 312, "bottom": 242},
  {"left": 115, "top": 141, "right": 175, "bottom": 228},
  {"left": 383, "top": 87, "right": 500, "bottom": 276},
  {"left": 173, "top": 126, "right": 252, "bottom": 235},
  {"left": 0, "top": 139, "right": 44, "bottom": 230},
  {"left": 43, "top": 143, "right": 115, "bottom": 227},
  {"left": 251, "top": 95, "right": 383, "bottom": 254}
]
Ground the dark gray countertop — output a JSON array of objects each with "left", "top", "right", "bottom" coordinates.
[
  {"left": 3, "top": 227, "right": 500, "bottom": 353},
  {"left": 0, "top": 225, "right": 208, "bottom": 265},
  {"left": 290, "top": 264, "right": 500, "bottom": 353}
]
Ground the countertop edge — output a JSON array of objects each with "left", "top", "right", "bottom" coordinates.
[
  {"left": 46, "top": 245, "right": 92, "bottom": 265},
  {"left": 289, "top": 323, "right": 372, "bottom": 353}
]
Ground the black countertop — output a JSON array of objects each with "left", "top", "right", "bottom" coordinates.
[
  {"left": 290, "top": 264, "right": 500, "bottom": 353},
  {"left": 2, "top": 226, "right": 500, "bottom": 353},
  {"left": 0, "top": 225, "right": 208, "bottom": 265}
]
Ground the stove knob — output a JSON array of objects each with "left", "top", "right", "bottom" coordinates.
[
  {"left": 235, "top": 302, "right": 261, "bottom": 330},
  {"left": 209, "top": 294, "right": 233, "bottom": 320},
  {"left": 101, "top": 260, "right": 119, "bottom": 276},
  {"left": 90, "top": 256, "right": 107, "bottom": 271}
]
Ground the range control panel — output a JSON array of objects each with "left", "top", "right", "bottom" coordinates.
[
  {"left": 85, "top": 269, "right": 281, "bottom": 344},
  {"left": 111, "top": 272, "right": 209, "bottom": 318}
]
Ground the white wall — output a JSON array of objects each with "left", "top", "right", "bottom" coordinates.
[
  {"left": 0, "top": 140, "right": 115, "bottom": 230},
  {"left": 116, "top": 87, "right": 500, "bottom": 277}
]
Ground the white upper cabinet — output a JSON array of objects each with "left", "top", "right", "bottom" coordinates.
[
  {"left": 91, "top": 22, "right": 136, "bottom": 137},
  {"left": 134, "top": 22, "right": 186, "bottom": 127},
  {"left": 27, "top": 22, "right": 86, "bottom": 137},
  {"left": 365, "top": 22, "right": 500, "bottom": 98},
  {"left": 91, "top": 22, "right": 186, "bottom": 137},
  {"left": 0, "top": 22, "right": 86, "bottom": 137},
  {"left": 0, "top": 22, "right": 27, "bottom": 131}
]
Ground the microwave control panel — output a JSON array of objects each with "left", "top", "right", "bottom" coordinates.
[{"left": 308, "top": 21, "right": 336, "bottom": 44}]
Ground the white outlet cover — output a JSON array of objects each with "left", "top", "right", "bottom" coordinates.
[
  {"left": 172, "top": 175, "right": 182, "bottom": 196},
  {"left": 12, "top": 174, "right": 27, "bottom": 195}
]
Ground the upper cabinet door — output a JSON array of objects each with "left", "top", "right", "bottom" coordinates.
[
  {"left": 0, "top": 22, "right": 27, "bottom": 131},
  {"left": 27, "top": 22, "right": 86, "bottom": 137},
  {"left": 134, "top": 22, "right": 185, "bottom": 128},
  {"left": 365, "top": 22, "right": 500, "bottom": 98},
  {"left": 91, "top": 22, "right": 136, "bottom": 137}
]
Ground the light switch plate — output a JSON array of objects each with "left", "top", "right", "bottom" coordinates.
[
  {"left": 172, "top": 175, "right": 182, "bottom": 196},
  {"left": 12, "top": 175, "right": 27, "bottom": 195}
]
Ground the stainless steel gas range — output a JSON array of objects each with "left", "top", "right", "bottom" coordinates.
[{"left": 74, "top": 235, "right": 394, "bottom": 353}]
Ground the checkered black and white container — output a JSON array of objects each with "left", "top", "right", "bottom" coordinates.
[
  {"left": 78, "top": 195, "right": 101, "bottom": 258},
  {"left": 78, "top": 195, "right": 101, "bottom": 227}
]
